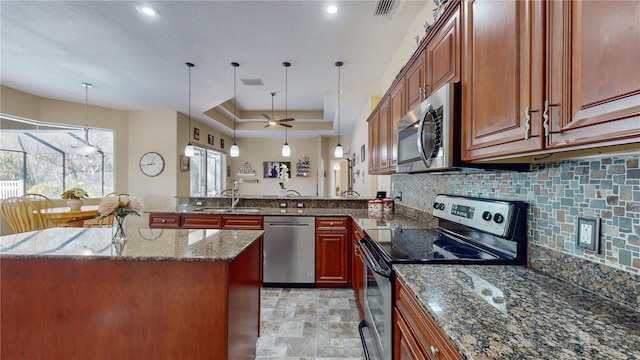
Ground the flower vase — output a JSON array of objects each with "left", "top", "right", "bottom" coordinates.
[
  {"left": 67, "top": 199, "right": 83, "bottom": 211},
  {"left": 278, "top": 189, "right": 287, "bottom": 197},
  {"left": 112, "top": 216, "right": 127, "bottom": 255}
]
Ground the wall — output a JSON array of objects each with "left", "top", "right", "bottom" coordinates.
[{"left": 390, "top": 153, "right": 640, "bottom": 275}]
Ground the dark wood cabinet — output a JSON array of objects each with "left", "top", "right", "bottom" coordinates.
[
  {"left": 405, "top": 49, "right": 427, "bottom": 111},
  {"left": 315, "top": 217, "right": 351, "bottom": 287},
  {"left": 149, "top": 213, "right": 181, "bottom": 228},
  {"left": 378, "top": 97, "right": 391, "bottom": 171},
  {"left": 426, "top": 6, "right": 460, "bottom": 95},
  {"left": 181, "top": 214, "right": 222, "bottom": 229},
  {"left": 222, "top": 215, "right": 263, "bottom": 230},
  {"left": 462, "top": 0, "right": 639, "bottom": 161},
  {"left": 368, "top": 109, "right": 380, "bottom": 174},
  {"left": 394, "top": 277, "right": 463, "bottom": 360}
]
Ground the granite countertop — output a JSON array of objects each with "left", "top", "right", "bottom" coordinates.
[
  {"left": 394, "top": 264, "right": 640, "bottom": 360},
  {"left": 0, "top": 216, "right": 263, "bottom": 261}
]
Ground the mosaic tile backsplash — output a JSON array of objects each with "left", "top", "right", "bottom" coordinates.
[{"left": 390, "top": 154, "right": 640, "bottom": 307}]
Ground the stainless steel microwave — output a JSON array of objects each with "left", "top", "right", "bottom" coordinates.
[{"left": 396, "top": 82, "right": 459, "bottom": 173}]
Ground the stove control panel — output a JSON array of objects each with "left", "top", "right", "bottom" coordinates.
[{"left": 433, "top": 194, "right": 516, "bottom": 237}]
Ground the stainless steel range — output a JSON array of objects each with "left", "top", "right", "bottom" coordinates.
[{"left": 358, "top": 194, "right": 528, "bottom": 360}]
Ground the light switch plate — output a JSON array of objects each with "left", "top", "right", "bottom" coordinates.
[{"left": 576, "top": 216, "right": 600, "bottom": 252}]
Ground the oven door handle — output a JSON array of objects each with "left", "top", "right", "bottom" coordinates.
[{"left": 359, "top": 239, "right": 392, "bottom": 278}]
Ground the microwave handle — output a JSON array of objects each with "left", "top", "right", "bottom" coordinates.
[{"left": 416, "top": 106, "right": 432, "bottom": 168}]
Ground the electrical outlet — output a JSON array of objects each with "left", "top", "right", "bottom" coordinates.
[{"left": 576, "top": 216, "right": 600, "bottom": 252}]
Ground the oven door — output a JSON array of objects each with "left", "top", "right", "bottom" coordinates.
[{"left": 359, "top": 239, "right": 393, "bottom": 360}]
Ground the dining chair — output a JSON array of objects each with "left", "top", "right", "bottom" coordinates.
[
  {"left": 96, "top": 192, "right": 129, "bottom": 227},
  {"left": 1, "top": 197, "right": 46, "bottom": 234},
  {"left": 21, "top": 193, "right": 55, "bottom": 227}
]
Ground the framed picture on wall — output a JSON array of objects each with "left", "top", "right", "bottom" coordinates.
[
  {"left": 207, "top": 134, "right": 214, "bottom": 145},
  {"left": 194, "top": 128, "right": 200, "bottom": 140},
  {"left": 180, "top": 155, "right": 190, "bottom": 172},
  {"left": 220, "top": 138, "right": 225, "bottom": 149},
  {"left": 263, "top": 161, "right": 291, "bottom": 178}
]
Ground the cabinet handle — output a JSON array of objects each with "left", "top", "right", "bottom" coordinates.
[
  {"left": 161, "top": 219, "right": 166, "bottom": 223},
  {"left": 524, "top": 107, "right": 538, "bottom": 140},
  {"left": 542, "top": 100, "right": 550, "bottom": 137},
  {"left": 418, "top": 86, "right": 423, "bottom": 101},
  {"left": 429, "top": 345, "right": 439, "bottom": 358}
]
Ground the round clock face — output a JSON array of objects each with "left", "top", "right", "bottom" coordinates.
[{"left": 139, "top": 151, "right": 165, "bottom": 177}]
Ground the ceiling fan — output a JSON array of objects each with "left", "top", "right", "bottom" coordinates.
[{"left": 261, "top": 92, "right": 294, "bottom": 128}]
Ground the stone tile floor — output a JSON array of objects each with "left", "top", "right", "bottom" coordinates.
[{"left": 257, "top": 287, "right": 366, "bottom": 360}]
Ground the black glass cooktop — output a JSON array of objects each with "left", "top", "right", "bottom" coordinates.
[{"left": 363, "top": 227, "right": 509, "bottom": 264}]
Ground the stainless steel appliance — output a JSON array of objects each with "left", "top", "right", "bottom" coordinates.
[
  {"left": 358, "top": 194, "right": 528, "bottom": 360},
  {"left": 263, "top": 216, "right": 315, "bottom": 286},
  {"left": 396, "top": 82, "right": 527, "bottom": 173}
]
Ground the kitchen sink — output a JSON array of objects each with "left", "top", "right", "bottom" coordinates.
[{"left": 194, "top": 207, "right": 261, "bottom": 214}]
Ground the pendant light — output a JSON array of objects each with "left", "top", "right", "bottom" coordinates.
[
  {"left": 229, "top": 62, "right": 240, "bottom": 158},
  {"left": 334, "top": 61, "right": 344, "bottom": 158},
  {"left": 184, "top": 62, "right": 195, "bottom": 157},
  {"left": 281, "top": 62, "right": 291, "bottom": 157},
  {"left": 76, "top": 82, "right": 98, "bottom": 155}
]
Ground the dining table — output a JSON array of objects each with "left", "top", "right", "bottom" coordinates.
[{"left": 40, "top": 205, "right": 99, "bottom": 227}]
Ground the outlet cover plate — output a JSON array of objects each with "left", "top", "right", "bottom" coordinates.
[{"left": 576, "top": 216, "right": 600, "bottom": 252}]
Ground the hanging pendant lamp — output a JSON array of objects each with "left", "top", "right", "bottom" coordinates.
[
  {"left": 334, "top": 61, "right": 344, "bottom": 158},
  {"left": 76, "top": 82, "right": 98, "bottom": 155},
  {"left": 281, "top": 62, "right": 291, "bottom": 157},
  {"left": 229, "top": 62, "right": 240, "bottom": 158},
  {"left": 184, "top": 62, "right": 195, "bottom": 157}
]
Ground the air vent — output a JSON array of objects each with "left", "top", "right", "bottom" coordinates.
[
  {"left": 241, "top": 78, "right": 264, "bottom": 86},
  {"left": 374, "top": 0, "right": 397, "bottom": 16}
]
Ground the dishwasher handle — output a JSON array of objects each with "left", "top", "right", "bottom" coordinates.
[{"left": 266, "top": 223, "right": 311, "bottom": 228}]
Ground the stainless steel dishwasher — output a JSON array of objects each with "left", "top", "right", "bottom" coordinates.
[{"left": 263, "top": 216, "right": 315, "bottom": 286}]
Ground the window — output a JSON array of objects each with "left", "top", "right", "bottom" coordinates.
[
  {"left": 0, "top": 114, "right": 114, "bottom": 199},
  {"left": 189, "top": 146, "right": 224, "bottom": 197}
]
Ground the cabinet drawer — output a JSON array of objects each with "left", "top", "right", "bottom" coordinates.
[
  {"left": 181, "top": 215, "right": 222, "bottom": 229},
  {"left": 316, "top": 217, "right": 349, "bottom": 232},
  {"left": 222, "top": 215, "right": 263, "bottom": 230},
  {"left": 395, "top": 278, "right": 463, "bottom": 360},
  {"left": 149, "top": 214, "right": 181, "bottom": 228}
]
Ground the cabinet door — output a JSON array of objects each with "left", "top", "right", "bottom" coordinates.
[
  {"left": 405, "top": 50, "right": 426, "bottom": 110},
  {"left": 315, "top": 231, "right": 350, "bottom": 286},
  {"left": 546, "top": 0, "right": 640, "bottom": 149},
  {"left": 389, "top": 80, "right": 405, "bottom": 171},
  {"left": 149, "top": 214, "right": 181, "bottom": 228},
  {"left": 462, "top": 0, "right": 544, "bottom": 161},
  {"left": 222, "top": 215, "right": 263, "bottom": 230},
  {"left": 378, "top": 97, "right": 391, "bottom": 171},
  {"left": 368, "top": 110, "right": 380, "bottom": 174},
  {"left": 181, "top": 214, "right": 222, "bottom": 229},
  {"left": 426, "top": 6, "right": 460, "bottom": 94}
]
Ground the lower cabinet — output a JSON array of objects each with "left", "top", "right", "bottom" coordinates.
[
  {"left": 181, "top": 214, "right": 222, "bottom": 229},
  {"left": 315, "top": 217, "right": 351, "bottom": 287},
  {"left": 148, "top": 214, "right": 181, "bottom": 228},
  {"left": 222, "top": 215, "right": 263, "bottom": 230},
  {"left": 150, "top": 214, "right": 263, "bottom": 230},
  {"left": 394, "top": 277, "right": 463, "bottom": 360}
]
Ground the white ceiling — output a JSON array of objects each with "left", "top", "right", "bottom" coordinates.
[{"left": 1, "top": 0, "right": 427, "bottom": 138}]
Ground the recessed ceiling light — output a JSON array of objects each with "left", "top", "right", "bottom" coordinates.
[
  {"left": 326, "top": 4, "right": 338, "bottom": 14},
  {"left": 136, "top": 5, "right": 159, "bottom": 17}
]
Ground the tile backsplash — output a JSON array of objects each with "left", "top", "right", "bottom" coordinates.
[{"left": 391, "top": 154, "right": 640, "bottom": 306}]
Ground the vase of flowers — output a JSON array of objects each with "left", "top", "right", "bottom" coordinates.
[
  {"left": 98, "top": 195, "right": 144, "bottom": 255},
  {"left": 61, "top": 188, "right": 89, "bottom": 210},
  {"left": 278, "top": 163, "right": 289, "bottom": 197}
]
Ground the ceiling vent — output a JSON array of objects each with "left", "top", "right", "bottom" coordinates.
[
  {"left": 241, "top": 78, "right": 264, "bottom": 86},
  {"left": 373, "top": 0, "right": 399, "bottom": 16}
]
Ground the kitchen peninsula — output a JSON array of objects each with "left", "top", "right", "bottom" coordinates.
[{"left": 0, "top": 220, "right": 263, "bottom": 360}]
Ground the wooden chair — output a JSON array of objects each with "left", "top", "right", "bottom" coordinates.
[
  {"left": 21, "top": 193, "right": 55, "bottom": 227},
  {"left": 1, "top": 197, "right": 46, "bottom": 234},
  {"left": 96, "top": 192, "right": 129, "bottom": 227}
]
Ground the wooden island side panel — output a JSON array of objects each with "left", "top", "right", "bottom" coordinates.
[{"left": 1, "top": 237, "right": 262, "bottom": 360}]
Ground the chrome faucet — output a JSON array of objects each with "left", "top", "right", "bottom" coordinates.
[{"left": 231, "top": 180, "right": 240, "bottom": 209}]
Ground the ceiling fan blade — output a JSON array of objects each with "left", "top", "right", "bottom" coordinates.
[
  {"left": 262, "top": 114, "right": 272, "bottom": 120},
  {"left": 279, "top": 118, "right": 295, "bottom": 122},
  {"left": 264, "top": 123, "right": 270, "bottom": 128},
  {"left": 278, "top": 123, "right": 293, "bottom": 128}
]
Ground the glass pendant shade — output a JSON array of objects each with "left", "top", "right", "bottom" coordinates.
[
  {"left": 334, "top": 143, "right": 344, "bottom": 158},
  {"left": 282, "top": 142, "right": 291, "bottom": 157},
  {"left": 184, "top": 142, "right": 194, "bottom": 157},
  {"left": 230, "top": 143, "right": 240, "bottom": 157}
]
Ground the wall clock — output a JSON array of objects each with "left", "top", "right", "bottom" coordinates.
[{"left": 139, "top": 151, "right": 165, "bottom": 177}]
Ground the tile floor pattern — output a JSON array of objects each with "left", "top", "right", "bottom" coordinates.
[{"left": 257, "top": 287, "right": 366, "bottom": 360}]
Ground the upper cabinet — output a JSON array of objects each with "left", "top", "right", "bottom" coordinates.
[
  {"left": 426, "top": 8, "right": 461, "bottom": 96},
  {"left": 462, "top": 0, "right": 640, "bottom": 161},
  {"left": 405, "top": 50, "right": 426, "bottom": 111}
]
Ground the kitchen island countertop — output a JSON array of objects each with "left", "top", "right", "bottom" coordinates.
[{"left": 394, "top": 264, "right": 640, "bottom": 360}]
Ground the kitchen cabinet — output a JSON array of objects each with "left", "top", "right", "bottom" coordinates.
[
  {"left": 368, "top": 109, "right": 380, "bottom": 174},
  {"left": 394, "top": 277, "right": 463, "bottom": 360},
  {"left": 315, "top": 217, "right": 351, "bottom": 287},
  {"left": 462, "top": 0, "right": 640, "bottom": 161},
  {"left": 149, "top": 213, "right": 181, "bottom": 228},
  {"left": 426, "top": 6, "right": 460, "bottom": 95},
  {"left": 378, "top": 97, "right": 391, "bottom": 172},
  {"left": 405, "top": 48, "right": 427, "bottom": 111},
  {"left": 222, "top": 215, "right": 263, "bottom": 230},
  {"left": 181, "top": 214, "right": 222, "bottom": 229},
  {"left": 351, "top": 222, "right": 365, "bottom": 319}
]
